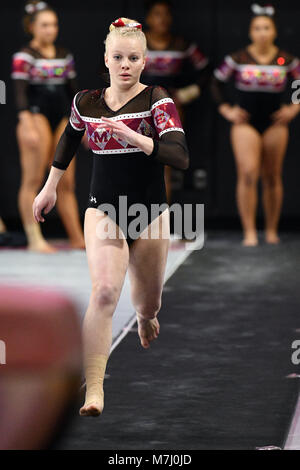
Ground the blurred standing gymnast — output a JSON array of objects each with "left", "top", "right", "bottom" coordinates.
[
  {"left": 143, "top": 0, "right": 210, "bottom": 202},
  {"left": 11, "top": 1, "right": 85, "bottom": 252},
  {"left": 211, "top": 4, "right": 300, "bottom": 246}
]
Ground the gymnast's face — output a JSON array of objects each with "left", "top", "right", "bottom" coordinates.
[
  {"left": 146, "top": 3, "right": 172, "bottom": 35},
  {"left": 105, "top": 37, "right": 146, "bottom": 88},
  {"left": 30, "top": 11, "right": 59, "bottom": 44},
  {"left": 249, "top": 16, "right": 277, "bottom": 47}
]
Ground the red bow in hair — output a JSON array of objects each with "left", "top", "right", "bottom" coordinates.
[{"left": 112, "top": 18, "right": 142, "bottom": 30}]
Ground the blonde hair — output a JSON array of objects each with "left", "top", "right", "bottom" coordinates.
[{"left": 105, "top": 17, "right": 147, "bottom": 56}]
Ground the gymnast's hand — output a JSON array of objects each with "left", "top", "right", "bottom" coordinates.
[
  {"left": 271, "top": 104, "right": 299, "bottom": 125},
  {"left": 98, "top": 117, "right": 141, "bottom": 147},
  {"left": 219, "top": 104, "right": 250, "bottom": 124},
  {"left": 33, "top": 187, "right": 57, "bottom": 223}
]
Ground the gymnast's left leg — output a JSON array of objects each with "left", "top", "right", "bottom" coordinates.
[
  {"left": 128, "top": 209, "right": 170, "bottom": 348},
  {"left": 261, "top": 124, "right": 289, "bottom": 244}
]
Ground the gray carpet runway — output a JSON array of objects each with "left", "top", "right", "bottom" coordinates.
[
  {"left": 53, "top": 232, "right": 300, "bottom": 450},
  {"left": 1, "top": 231, "right": 299, "bottom": 449}
]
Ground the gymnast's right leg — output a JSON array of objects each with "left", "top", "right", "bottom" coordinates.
[
  {"left": 80, "top": 208, "right": 129, "bottom": 416},
  {"left": 17, "top": 113, "right": 57, "bottom": 253}
]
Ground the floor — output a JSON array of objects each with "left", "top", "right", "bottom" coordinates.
[{"left": 0, "top": 231, "right": 299, "bottom": 449}]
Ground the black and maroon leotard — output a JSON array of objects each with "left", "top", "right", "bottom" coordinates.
[
  {"left": 52, "top": 85, "right": 189, "bottom": 246},
  {"left": 142, "top": 36, "right": 210, "bottom": 94},
  {"left": 11, "top": 44, "right": 78, "bottom": 131},
  {"left": 211, "top": 47, "right": 300, "bottom": 133}
]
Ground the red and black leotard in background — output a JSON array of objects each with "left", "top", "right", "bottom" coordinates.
[
  {"left": 211, "top": 48, "right": 300, "bottom": 133},
  {"left": 142, "top": 36, "right": 210, "bottom": 96},
  {"left": 11, "top": 44, "right": 79, "bottom": 131},
  {"left": 142, "top": 36, "right": 210, "bottom": 196}
]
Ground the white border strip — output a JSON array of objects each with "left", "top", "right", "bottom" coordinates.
[
  {"left": 214, "top": 69, "right": 229, "bottom": 82},
  {"left": 92, "top": 147, "right": 141, "bottom": 155},
  {"left": 151, "top": 98, "right": 174, "bottom": 111},
  {"left": 73, "top": 91, "right": 86, "bottom": 121},
  {"left": 11, "top": 72, "right": 30, "bottom": 80},
  {"left": 224, "top": 54, "right": 238, "bottom": 69},
  {"left": 287, "top": 58, "right": 300, "bottom": 72},
  {"left": 34, "top": 58, "right": 73, "bottom": 66},
  {"left": 69, "top": 118, "right": 85, "bottom": 132},
  {"left": 81, "top": 111, "right": 151, "bottom": 123},
  {"left": 236, "top": 63, "right": 288, "bottom": 72},
  {"left": 13, "top": 52, "right": 35, "bottom": 64},
  {"left": 159, "top": 127, "right": 185, "bottom": 137}
]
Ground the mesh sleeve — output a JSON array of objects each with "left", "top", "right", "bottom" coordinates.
[
  {"left": 210, "top": 54, "right": 237, "bottom": 106},
  {"left": 11, "top": 51, "right": 34, "bottom": 112},
  {"left": 52, "top": 91, "right": 87, "bottom": 170},
  {"left": 12, "top": 79, "right": 30, "bottom": 112},
  {"left": 52, "top": 122, "right": 85, "bottom": 170},
  {"left": 65, "top": 53, "right": 80, "bottom": 101},
  {"left": 210, "top": 76, "right": 228, "bottom": 105},
  {"left": 186, "top": 43, "right": 211, "bottom": 89},
  {"left": 69, "top": 90, "right": 87, "bottom": 131},
  {"left": 149, "top": 86, "right": 189, "bottom": 170},
  {"left": 66, "top": 77, "right": 80, "bottom": 102},
  {"left": 213, "top": 54, "right": 237, "bottom": 83}
]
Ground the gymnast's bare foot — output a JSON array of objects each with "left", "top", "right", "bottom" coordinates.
[
  {"left": 79, "top": 394, "right": 104, "bottom": 417},
  {"left": 265, "top": 231, "right": 280, "bottom": 244},
  {"left": 242, "top": 231, "right": 258, "bottom": 247},
  {"left": 28, "top": 241, "right": 58, "bottom": 254},
  {"left": 136, "top": 313, "right": 160, "bottom": 349}
]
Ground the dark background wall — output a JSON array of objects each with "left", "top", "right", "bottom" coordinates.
[{"left": 1, "top": 0, "right": 300, "bottom": 236}]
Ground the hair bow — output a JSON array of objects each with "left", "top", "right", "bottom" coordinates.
[
  {"left": 25, "top": 2, "right": 48, "bottom": 14},
  {"left": 112, "top": 18, "right": 142, "bottom": 30},
  {"left": 251, "top": 3, "right": 275, "bottom": 16}
]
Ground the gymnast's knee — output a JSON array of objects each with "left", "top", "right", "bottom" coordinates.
[
  {"left": 240, "top": 170, "right": 258, "bottom": 187},
  {"left": 91, "top": 282, "right": 119, "bottom": 310},
  {"left": 261, "top": 173, "right": 281, "bottom": 188}
]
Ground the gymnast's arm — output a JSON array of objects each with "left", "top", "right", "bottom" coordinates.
[
  {"left": 99, "top": 117, "right": 190, "bottom": 170},
  {"left": 33, "top": 123, "right": 85, "bottom": 222},
  {"left": 210, "top": 75, "right": 249, "bottom": 123},
  {"left": 147, "top": 131, "right": 190, "bottom": 170},
  {"left": 52, "top": 122, "right": 85, "bottom": 170},
  {"left": 210, "top": 75, "right": 229, "bottom": 108},
  {"left": 148, "top": 85, "right": 190, "bottom": 169}
]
